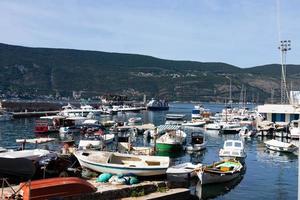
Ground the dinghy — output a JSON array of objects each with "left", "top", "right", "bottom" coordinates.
[
  {"left": 0, "top": 149, "right": 51, "bottom": 161},
  {"left": 79, "top": 133, "right": 115, "bottom": 149},
  {"left": 186, "top": 132, "right": 207, "bottom": 152},
  {"left": 219, "top": 140, "right": 246, "bottom": 163},
  {"left": 264, "top": 139, "right": 298, "bottom": 153},
  {"left": 21, "top": 177, "right": 96, "bottom": 200},
  {"left": 156, "top": 129, "right": 186, "bottom": 152},
  {"left": 166, "top": 162, "right": 202, "bottom": 177},
  {"left": 197, "top": 160, "right": 243, "bottom": 185},
  {"left": 74, "top": 150, "right": 170, "bottom": 176}
]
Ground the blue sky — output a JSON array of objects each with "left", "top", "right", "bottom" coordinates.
[{"left": 0, "top": 0, "right": 298, "bottom": 67}]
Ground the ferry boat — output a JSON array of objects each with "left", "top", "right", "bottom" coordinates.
[{"left": 147, "top": 98, "right": 169, "bottom": 111}]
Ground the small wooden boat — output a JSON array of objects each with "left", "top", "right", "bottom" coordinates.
[
  {"left": 264, "top": 139, "right": 298, "bottom": 153},
  {"left": 166, "top": 162, "right": 202, "bottom": 177},
  {"left": 197, "top": 160, "right": 243, "bottom": 185},
  {"left": 186, "top": 132, "right": 207, "bottom": 152},
  {"left": 219, "top": 140, "right": 246, "bottom": 162},
  {"left": 20, "top": 177, "right": 96, "bottom": 200},
  {"left": 156, "top": 129, "right": 186, "bottom": 152},
  {"left": 74, "top": 150, "right": 170, "bottom": 176},
  {"left": 165, "top": 114, "right": 186, "bottom": 121}
]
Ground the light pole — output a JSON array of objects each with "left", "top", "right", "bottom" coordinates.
[{"left": 278, "top": 40, "right": 291, "bottom": 104}]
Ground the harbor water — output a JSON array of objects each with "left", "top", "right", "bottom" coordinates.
[{"left": 0, "top": 103, "right": 297, "bottom": 199}]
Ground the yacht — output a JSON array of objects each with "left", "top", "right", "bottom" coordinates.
[{"left": 147, "top": 98, "right": 169, "bottom": 111}]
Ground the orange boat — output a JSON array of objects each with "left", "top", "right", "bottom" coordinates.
[{"left": 21, "top": 177, "right": 96, "bottom": 200}]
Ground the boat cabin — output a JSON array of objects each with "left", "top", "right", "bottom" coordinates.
[{"left": 223, "top": 140, "right": 244, "bottom": 150}]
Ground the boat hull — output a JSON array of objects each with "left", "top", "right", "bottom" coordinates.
[
  {"left": 147, "top": 106, "right": 169, "bottom": 111},
  {"left": 198, "top": 170, "right": 241, "bottom": 185},
  {"left": 156, "top": 143, "right": 183, "bottom": 152},
  {"left": 74, "top": 151, "right": 169, "bottom": 176},
  {"left": 21, "top": 177, "right": 96, "bottom": 200}
]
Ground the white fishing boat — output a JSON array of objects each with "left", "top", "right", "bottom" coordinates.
[
  {"left": 182, "top": 119, "right": 206, "bottom": 127},
  {"left": 128, "top": 117, "right": 143, "bottom": 125},
  {"left": 16, "top": 138, "right": 56, "bottom": 144},
  {"left": 186, "top": 132, "right": 207, "bottom": 152},
  {"left": 289, "top": 120, "right": 300, "bottom": 139},
  {"left": 74, "top": 150, "right": 170, "bottom": 176},
  {"left": 0, "top": 149, "right": 51, "bottom": 161},
  {"left": 156, "top": 129, "right": 187, "bottom": 152},
  {"left": 166, "top": 162, "right": 202, "bottom": 177},
  {"left": 264, "top": 139, "right": 298, "bottom": 153},
  {"left": 205, "top": 122, "right": 221, "bottom": 130},
  {"left": 220, "top": 123, "right": 241, "bottom": 134},
  {"left": 197, "top": 160, "right": 243, "bottom": 185},
  {"left": 165, "top": 114, "right": 186, "bottom": 121},
  {"left": 219, "top": 140, "right": 246, "bottom": 162},
  {"left": 79, "top": 133, "right": 115, "bottom": 149}
]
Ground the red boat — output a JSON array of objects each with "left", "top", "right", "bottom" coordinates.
[
  {"left": 34, "top": 116, "right": 65, "bottom": 134},
  {"left": 21, "top": 177, "right": 96, "bottom": 200}
]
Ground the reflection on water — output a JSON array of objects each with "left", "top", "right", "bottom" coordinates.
[{"left": 0, "top": 103, "right": 298, "bottom": 199}]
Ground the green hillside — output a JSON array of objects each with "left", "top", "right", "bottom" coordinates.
[{"left": 0, "top": 43, "right": 299, "bottom": 102}]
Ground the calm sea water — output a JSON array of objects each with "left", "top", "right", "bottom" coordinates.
[{"left": 0, "top": 103, "right": 298, "bottom": 199}]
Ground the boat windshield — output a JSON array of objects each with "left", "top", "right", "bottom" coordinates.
[{"left": 234, "top": 142, "right": 242, "bottom": 148}]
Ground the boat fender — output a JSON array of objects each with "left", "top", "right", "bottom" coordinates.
[
  {"left": 129, "top": 176, "right": 139, "bottom": 185},
  {"left": 97, "top": 173, "right": 113, "bottom": 183}
]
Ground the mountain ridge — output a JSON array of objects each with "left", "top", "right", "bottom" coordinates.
[{"left": 0, "top": 43, "right": 299, "bottom": 102}]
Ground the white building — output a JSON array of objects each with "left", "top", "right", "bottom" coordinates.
[{"left": 257, "top": 104, "right": 300, "bottom": 123}]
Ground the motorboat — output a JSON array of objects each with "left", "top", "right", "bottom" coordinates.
[
  {"left": 289, "top": 120, "right": 300, "bottom": 139},
  {"left": 128, "top": 117, "right": 143, "bottom": 125},
  {"left": 20, "top": 177, "right": 96, "bottom": 200},
  {"left": 219, "top": 140, "right": 246, "bottom": 162},
  {"left": 219, "top": 123, "right": 241, "bottom": 134},
  {"left": 59, "top": 103, "right": 101, "bottom": 118},
  {"left": 186, "top": 132, "right": 207, "bottom": 152},
  {"left": 78, "top": 133, "right": 115, "bottom": 149},
  {"left": 166, "top": 162, "right": 202, "bottom": 177},
  {"left": 74, "top": 150, "right": 170, "bottom": 176},
  {"left": 165, "top": 114, "right": 186, "bottom": 121},
  {"left": 264, "top": 139, "right": 298, "bottom": 153},
  {"left": 205, "top": 122, "right": 222, "bottom": 130},
  {"left": 34, "top": 116, "right": 65, "bottom": 134},
  {"left": 197, "top": 159, "right": 243, "bottom": 185},
  {"left": 146, "top": 98, "right": 169, "bottom": 111},
  {"left": 182, "top": 119, "right": 206, "bottom": 127},
  {"left": 156, "top": 129, "right": 187, "bottom": 152}
]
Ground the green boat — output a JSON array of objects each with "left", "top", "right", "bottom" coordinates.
[{"left": 156, "top": 130, "right": 186, "bottom": 152}]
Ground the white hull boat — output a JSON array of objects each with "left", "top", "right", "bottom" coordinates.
[
  {"left": 74, "top": 150, "right": 170, "bottom": 176},
  {"left": 197, "top": 160, "right": 243, "bottom": 185},
  {"left": 182, "top": 120, "right": 206, "bottom": 127},
  {"left": 79, "top": 133, "right": 115, "bottom": 149},
  {"left": 167, "top": 162, "right": 202, "bottom": 177},
  {"left": 186, "top": 132, "right": 207, "bottom": 152},
  {"left": 219, "top": 140, "right": 246, "bottom": 162},
  {"left": 264, "top": 139, "right": 298, "bottom": 153}
]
